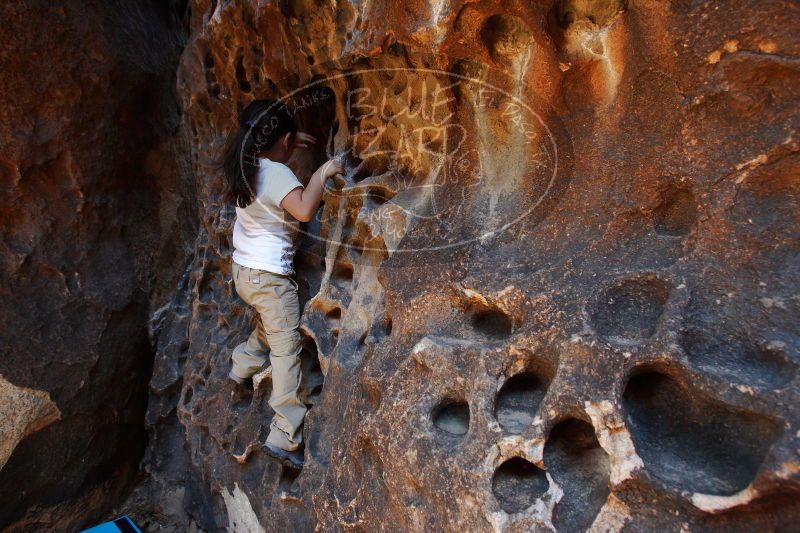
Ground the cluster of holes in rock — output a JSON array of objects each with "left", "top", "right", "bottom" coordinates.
[
  {"left": 489, "top": 365, "right": 783, "bottom": 514},
  {"left": 488, "top": 417, "right": 613, "bottom": 524},
  {"left": 430, "top": 301, "right": 543, "bottom": 437},
  {"left": 474, "top": 328, "right": 783, "bottom": 515},
  {"left": 418, "top": 263, "right": 790, "bottom": 516}
]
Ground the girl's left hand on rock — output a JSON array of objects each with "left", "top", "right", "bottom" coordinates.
[{"left": 292, "top": 132, "right": 317, "bottom": 149}]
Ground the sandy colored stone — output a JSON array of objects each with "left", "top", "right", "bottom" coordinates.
[{"left": 0, "top": 374, "right": 60, "bottom": 470}]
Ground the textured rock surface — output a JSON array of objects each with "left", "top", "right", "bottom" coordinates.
[
  {"left": 128, "top": 1, "right": 800, "bottom": 531},
  {"left": 0, "top": 1, "right": 192, "bottom": 529},
  {"left": 3, "top": 0, "right": 798, "bottom": 531}
]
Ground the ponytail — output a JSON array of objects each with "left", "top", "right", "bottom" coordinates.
[{"left": 219, "top": 99, "right": 298, "bottom": 208}]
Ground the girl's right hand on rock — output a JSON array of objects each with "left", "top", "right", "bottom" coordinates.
[{"left": 320, "top": 159, "right": 344, "bottom": 181}]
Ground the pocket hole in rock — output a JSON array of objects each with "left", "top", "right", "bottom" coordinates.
[
  {"left": 623, "top": 369, "right": 782, "bottom": 495},
  {"left": 234, "top": 51, "right": 251, "bottom": 93},
  {"left": 367, "top": 311, "right": 392, "bottom": 341},
  {"left": 279, "top": 465, "right": 302, "bottom": 499},
  {"left": 552, "top": 0, "right": 627, "bottom": 31},
  {"left": 495, "top": 372, "right": 548, "bottom": 434},
  {"left": 431, "top": 398, "right": 470, "bottom": 437},
  {"left": 183, "top": 385, "right": 193, "bottom": 405},
  {"left": 471, "top": 307, "right": 513, "bottom": 339},
  {"left": 358, "top": 381, "right": 382, "bottom": 412},
  {"left": 379, "top": 313, "right": 392, "bottom": 336},
  {"left": 589, "top": 275, "right": 670, "bottom": 344},
  {"left": 332, "top": 262, "right": 354, "bottom": 283},
  {"left": 365, "top": 186, "right": 394, "bottom": 207},
  {"left": 481, "top": 14, "right": 533, "bottom": 61},
  {"left": 299, "top": 339, "right": 325, "bottom": 406},
  {"left": 203, "top": 50, "right": 214, "bottom": 70},
  {"left": 547, "top": 0, "right": 627, "bottom": 62},
  {"left": 232, "top": 390, "right": 252, "bottom": 412},
  {"left": 654, "top": 186, "right": 697, "bottom": 237},
  {"left": 492, "top": 457, "right": 549, "bottom": 513},
  {"left": 680, "top": 330, "right": 796, "bottom": 390},
  {"left": 544, "top": 418, "right": 610, "bottom": 532}
]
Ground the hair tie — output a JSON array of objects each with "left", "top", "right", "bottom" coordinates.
[{"left": 245, "top": 119, "right": 256, "bottom": 128}]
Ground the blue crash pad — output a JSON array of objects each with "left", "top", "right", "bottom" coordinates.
[{"left": 81, "top": 515, "right": 142, "bottom": 533}]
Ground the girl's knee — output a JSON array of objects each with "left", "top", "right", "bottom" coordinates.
[{"left": 266, "top": 329, "right": 302, "bottom": 357}]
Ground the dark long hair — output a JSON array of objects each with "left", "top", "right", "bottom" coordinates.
[{"left": 219, "top": 99, "right": 297, "bottom": 208}]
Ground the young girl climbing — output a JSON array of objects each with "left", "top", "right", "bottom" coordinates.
[{"left": 220, "top": 99, "right": 343, "bottom": 468}]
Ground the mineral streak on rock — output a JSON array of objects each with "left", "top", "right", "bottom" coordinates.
[
  {"left": 2, "top": 0, "right": 800, "bottom": 531},
  {"left": 584, "top": 400, "right": 643, "bottom": 486}
]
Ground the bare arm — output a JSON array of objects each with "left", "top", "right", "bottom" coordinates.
[{"left": 280, "top": 159, "right": 344, "bottom": 222}]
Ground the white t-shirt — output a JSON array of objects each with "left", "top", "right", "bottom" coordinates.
[{"left": 232, "top": 158, "right": 304, "bottom": 275}]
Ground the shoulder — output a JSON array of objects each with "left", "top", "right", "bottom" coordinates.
[
  {"left": 262, "top": 159, "right": 297, "bottom": 177},
  {"left": 258, "top": 159, "right": 303, "bottom": 205},
  {"left": 261, "top": 160, "right": 302, "bottom": 186}
]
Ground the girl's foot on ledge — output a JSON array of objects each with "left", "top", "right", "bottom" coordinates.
[{"left": 263, "top": 442, "right": 304, "bottom": 468}]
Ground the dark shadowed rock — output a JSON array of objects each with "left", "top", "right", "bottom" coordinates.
[{"left": 0, "top": 1, "right": 192, "bottom": 530}]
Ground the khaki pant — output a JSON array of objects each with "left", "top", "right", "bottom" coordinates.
[{"left": 231, "top": 262, "right": 306, "bottom": 451}]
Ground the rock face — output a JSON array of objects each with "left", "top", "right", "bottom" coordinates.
[
  {"left": 0, "top": 1, "right": 192, "bottom": 530},
  {"left": 3, "top": 0, "right": 799, "bottom": 531},
  {"left": 129, "top": 0, "right": 800, "bottom": 531}
]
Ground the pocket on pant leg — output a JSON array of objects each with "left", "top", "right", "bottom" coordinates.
[
  {"left": 250, "top": 285, "right": 285, "bottom": 334},
  {"left": 248, "top": 274, "right": 299, "bottom": 334},
  {"left": 276, "top": 278, "right": 301, "bottom": 331},
  {"left": 232, "top": 264, "right": 248, "bottom": 301}
]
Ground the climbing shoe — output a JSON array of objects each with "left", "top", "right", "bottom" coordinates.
[
  {"left": 263, "top": 442, "right": 304, "bottom": 469},
  {"left": 227, "top": 369, "right": 251, "bottom": 386}
]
